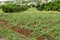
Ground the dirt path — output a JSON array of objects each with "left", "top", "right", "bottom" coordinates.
[{"left": 0, "top": 20, "right": 32, "bottom": 37}]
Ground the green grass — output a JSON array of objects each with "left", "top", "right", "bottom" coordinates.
[
  {"left": 0, "top": 12, "right": 60, "bottom": 40},
  {"left": 0, "top": 8, "right": 60, "bottom": 40}
]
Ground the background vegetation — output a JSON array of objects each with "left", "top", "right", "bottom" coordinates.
[
  {"left": 0, "top": 0, "right": 60, "bottom": 13},
  {"left": 36, "top": 1, "right": 60, "bottom": 11}
]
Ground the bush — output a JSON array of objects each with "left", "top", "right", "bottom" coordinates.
[
  {"left": 36, "top": 4, "right": 45, "bottom": 11},
  {"left": 19, "top": 4, "right": 29, "bottom": 11},
  {"left": 1, "top": 4, "right": 28, "bottom": 13},
  {"left": 36, "top": 1, "right": 60, "bottom": 12},
  {"left": 28, "top": 4, "right": 36, "bottom": 7}
]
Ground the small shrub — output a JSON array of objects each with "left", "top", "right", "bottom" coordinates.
[
  {"left": 1, "top": 4, "right": 28, "bottom": 13},
  {"left": 19, "top": 5, "right": 29, "bottom": 11},
  {"left": 28, "top": 4, "right": 36, "bottom": 7},
  {"left": 36, "top": 4, "right": 43, "bottom": 11}
]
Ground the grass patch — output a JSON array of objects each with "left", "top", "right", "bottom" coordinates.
[{"left": 0, "top": 12, "right": 60, "bottom": 40}]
